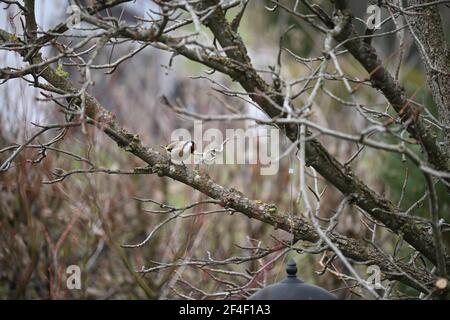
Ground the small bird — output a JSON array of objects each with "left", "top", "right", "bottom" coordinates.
[{"left": 161, "top": 140, "right": 196, "bottom": 164}]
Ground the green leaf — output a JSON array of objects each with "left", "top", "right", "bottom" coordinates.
[
  {"left": 55, "top": 63, "right": 69, "bottom": 78},
  {"left": 9, "top": 34, "right": 18, "bottom": 42}
]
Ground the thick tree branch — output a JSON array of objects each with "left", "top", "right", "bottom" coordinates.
[
  {"left": 180, "top": 0, "right": 450, "bottom": 271},
  {"left": 33, "top": 67, "right": 440, "bottom": 294},
  {"left": 330, "top": 4, "right": 450, "bottom": 185},
  {"left": 5, "top": 0, "right": 447, "bottom": 277},
  {"left": 404, "top": 0, "right": 450, "bottom": 145},
  {"left": 2, "top": 0, "right": 448, "bottom": 296},
  {"left": 0, "top": 30, "right": 437, "bottom": 296}
]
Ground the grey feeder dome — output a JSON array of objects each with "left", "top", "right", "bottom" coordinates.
[{"left": 248, "top": 259, "right": 337, "bottom": 300}]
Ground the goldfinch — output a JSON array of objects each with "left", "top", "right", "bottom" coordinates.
[{"left": 161, "top": 140, "right": 196, "bottom": 164}]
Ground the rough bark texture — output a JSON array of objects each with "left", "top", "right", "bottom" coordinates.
[
  {"left": 333, "top": 7, "right": 450, "bottom": 181},
  {"left": 37, "top": 66, "right": 441, "bottom": 293},
  {"left": 26, "top": 52, "right": 434, "bottom": 293},
  {"left": 0, "top": 23, "right": 436, "bottom": 294},
  {"left": 1, "top": 0, "right": 448, "bottom": 295},
  {"left": 191, "top": 0, "right": 449, "bottom": 270},
  {"left": 406, "top": 0, "right": 450, "bottom": 144}
]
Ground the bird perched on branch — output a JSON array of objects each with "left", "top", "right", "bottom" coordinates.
[{"left": 161, "top": 140, "right": 196, "bottom": 165}]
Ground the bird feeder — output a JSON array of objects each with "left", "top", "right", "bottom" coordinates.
[{"left": 248, "top": 259, "right": 337, "bottom": 300}]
